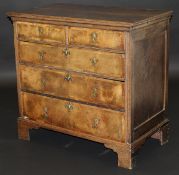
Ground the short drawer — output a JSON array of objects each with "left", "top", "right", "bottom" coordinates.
[
  {"left": 20, "top": 65, "right": 125, "bottom": 110},
  {"left": 17, "top": 22, "right": 66, "bottom": 44},
  {"left": 19, "top": 41, "right": 125, "bottom": 79},
  {"left": 22, "top": 92, "right": 125, "bottom": 141},
  {"left": 69, "top": 27, "right": 125, "bottom": 51}
]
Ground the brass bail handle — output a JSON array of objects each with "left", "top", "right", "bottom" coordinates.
[
  {"left": 91, "top": 32, "right": 97, "bottom": 42},
  {"left": 41, "top": 78, "right": 46, "bottom": 88},
  {"left": 92, "top": 118, "right": 100, "bottom": 128},
  {"left": 92, "top": 87, "right": 98, "bottom": 98},
  {"left": 38, "top": 26, "right": 44, "bottom": 35},
  {"left": 38, "top": 50, "right": 46, "bottom": 61},
  {"left": 41, "top": 74, "right": 47, "bottom": 89}
]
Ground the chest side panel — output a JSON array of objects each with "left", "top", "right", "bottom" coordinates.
[{"left": 131, "top": 20, "right": 169, "bottom": 139}]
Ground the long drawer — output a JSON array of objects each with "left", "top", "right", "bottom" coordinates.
[
  {"left": 22, "top": 92, "right": 125, "bottom": 141},
  {"left": 20, "top": 65, "right": 125, "bottom": 110},
  {"left": 18, "top": 41, "right": 125, "bottom": 79},
  {"left": 17, "top": 22, "right": 66, "bottom": 44}
]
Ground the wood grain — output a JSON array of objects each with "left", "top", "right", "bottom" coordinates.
[
  {"left": 22, "top": 92, "right": 125, "bottom": 141},
  {"left": 19, "top": 65, "right": 125, "bottom": 110},
  {"left": 18, "top": 41, "right": 125, "bottom": 79},
  {"left": 131, "top": 22, "right": 166, "bottom": 128},
  {"left": 17, "top": 22, "right": 66, "bottom": 44},
  {"left": 69, "top": 27, "right": 124, "bottom": 50}
]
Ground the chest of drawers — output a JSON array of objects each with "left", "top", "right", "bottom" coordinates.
[{"left": 7, "top": 4, "right": 172, "bottom": 169}]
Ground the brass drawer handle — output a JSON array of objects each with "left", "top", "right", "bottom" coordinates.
[
  {"left": 90, "top": 57, "right": 98, "bottom": 66},
  {"left": 63, "top": 48, "right": 70, "bottom": 57},
  {"left": 65, "top": 102, "right": 73, "bottom": 112},
  {"left": 92, "top": 118, "right": 100, "bottom": 128},
  {"left": 92, "top": 87, "right": 98, "bottom": 98},
  {"left": 38, "top": 26, "right": 44, "bottom": 36},
  {"left": 42, "top": 107, "right": 48, "bottom": 119},
  {"left": 38, "top": 50, "right": 46, "bottom": 61},
  {"left": 91, "top": 32, "right": 97, "bottom": 42},
  {"left": 64, "top": 73, "right": 72, "bottom": 81}
]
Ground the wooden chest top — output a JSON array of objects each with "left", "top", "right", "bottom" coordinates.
[{"left": 8, "top": 3, "right": 172, "bottom": 29}]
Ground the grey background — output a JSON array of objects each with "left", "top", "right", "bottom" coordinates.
[{"left": 0, "top": 1, "right": 178, "bottom": 175}]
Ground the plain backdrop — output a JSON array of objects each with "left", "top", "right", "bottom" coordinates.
[{"left": 0, "top": 1, "right": 178, "bottom": 175}]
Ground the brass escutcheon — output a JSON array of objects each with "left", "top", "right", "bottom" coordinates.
[
  {"left": 64, "top": 73, "right": 72, "bottom": 81},
  {"left": 42, "top": 107, "right": 48, "bottom": 119},
  {"left": 91, "top": 32, "right": 97, "bottom": 42},
  {"left": 63, "top": 48, "right": 70, "bottom": 57},
  {"left": 90, "top": 57, "right": 98, "bottom": 66},
  {"left": 92, "top": 118, "right": 100, "bottom": 128},
  {"left": 65, "top": 102, "right": 73, "bottom": 112}
]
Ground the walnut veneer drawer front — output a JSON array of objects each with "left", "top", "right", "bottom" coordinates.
[
  {"left": 17, "top": 22, "right": 66, "bottom": 44},
  {"left": 69, "top": 27, "right": 124, "bottom": 50},
  {"left": 20, "top": 65, "right": 125, "bottom": 110},
  {"left": 19, "top": 41, "right": 125, "bottom": 79},
  {"left": 22, "top": 92, "right": 125, "bottom": 141},
  {"left": 8, "top": 3, "right": 172, "bottom": 169}
]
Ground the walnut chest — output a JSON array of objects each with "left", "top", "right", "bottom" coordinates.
[{"left": 7, "top": 4, "right": 173, "bottom": 169}]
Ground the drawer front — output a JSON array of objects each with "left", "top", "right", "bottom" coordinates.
[
  {"left": 22, "top": 92, "right": 125, "bottom": 141},
  {"left": 19, "top": 41, "right": 125, "bottom": 79},
  {"left": 17, "top": 22, "right": 66, "bottom": 44},
  {"left": 20, "top": 65, "right": 125, "bottom": 110},
  {"left": 69, "top": 27, "right": 124, "bottom": 50}
]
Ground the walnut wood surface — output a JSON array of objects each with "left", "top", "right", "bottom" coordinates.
[
  {"left": 19, "top": 64, "right": 125, "bottom": 110},
  {"left": 18, "top": 41, "right": 125, "bottom": 79},
  {"left": 17, "top": 22, "right": 66, "bottom": 44},
  {"left": 22, "top": 92, "right": 125, "bottom": 141},
  {"left": 69, "top": 27, "right": 124, "bottom": 50},
  {"left": 7, "top": 3, "right": 173, "bottom": 169}
]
